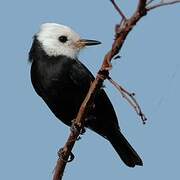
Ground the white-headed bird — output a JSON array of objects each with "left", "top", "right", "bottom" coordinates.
[{"left": 29, "top": 23, "right": 143, "bottom": 167}]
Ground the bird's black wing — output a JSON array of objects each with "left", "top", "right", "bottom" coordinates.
[{"left": 69, "top": 59, "right": 94, "bottom": 87}]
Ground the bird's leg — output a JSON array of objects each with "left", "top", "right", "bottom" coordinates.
[{"left": 70, "top": 104, "right": 96, "bottom": 139}]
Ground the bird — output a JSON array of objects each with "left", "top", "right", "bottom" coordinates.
[{"left": 28, "top": 23, "right": 143, "bottom": 167}]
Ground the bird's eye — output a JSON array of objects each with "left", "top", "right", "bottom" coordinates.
[{"left": 58, "top": 36, "right": 68, "bottom": 43}]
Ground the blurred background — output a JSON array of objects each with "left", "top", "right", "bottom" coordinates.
[{"left": 0, "top": 1, "right": 179, "bottom": 179}]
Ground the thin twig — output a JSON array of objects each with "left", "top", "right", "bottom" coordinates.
[
  {"left": 110, "top": 0, "right": 127, "bottom": 20},
  {"left": 146, "top": 0, "right": 155, "bottom": 6},
  {"left": 108, "top": 77, "right": 147, "bottom": 124},
  {"left": 147, "top": 0, "right": 180, "bottom": 10}
]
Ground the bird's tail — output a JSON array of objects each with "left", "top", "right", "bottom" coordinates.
[{"left": 107, "top": 131, "right": 143, "bottom": 167}]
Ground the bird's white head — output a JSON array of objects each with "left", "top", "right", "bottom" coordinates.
[{"left": 36, "top": 23, "right": 101, "bottom": 59}]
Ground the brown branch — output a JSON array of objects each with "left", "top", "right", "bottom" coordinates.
[
  {"left": 53, "top": 3, "right": 148, "bottom": 179},
  {"left": 137, "top": 0, "right": 147, "bottom": 12},
  {"left": 52, "top": 0, "right": 177, "bottom": 179},
  {"left": 53, "top": 77, "right": 103, "bottom": 180},
  {"left": 108, "top": 77, "right": 147, "bottom": 124},
  {"left": 147, "top": 0, "right": 180, "bottom": 11},
  {"left": 53, "top": 134, "right": 77, "bottom": 180},
  {"left": 110, "top": 0, "right": 127, "bottom": 20}
]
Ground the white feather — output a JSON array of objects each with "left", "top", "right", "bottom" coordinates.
[{"left": 37, "top": 23, "right": 81, "bottom": 59}]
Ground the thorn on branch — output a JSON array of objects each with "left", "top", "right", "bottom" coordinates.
[
  {"left": 115, "top": 19, "right": 126, "bottom": 35},
  {"left": 76, "top": 136, "right": 82, "bottom": 141},
  {"left": 131, "top": 92, "right": 136, "bottom": 96},
  {"left": 114, "top": 55, "right": 121, "bottom": 60},
  {"left": 115, "top": 24, "right": 121, "bottom": 35}
]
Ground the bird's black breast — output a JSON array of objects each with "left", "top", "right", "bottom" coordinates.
[
  {"left": 29, "top": 39, "right": 93, "bottom": 124},
  {"left": 29, "top": 38, "right": 120, "bottom": 137}
]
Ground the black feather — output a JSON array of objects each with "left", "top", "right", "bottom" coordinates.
[{"left": 29, "top": 38, "right": 143, "bottom": 167}]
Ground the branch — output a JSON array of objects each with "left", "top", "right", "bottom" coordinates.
[
  {"left": 137, "top": 0, "right": 147, "bottom": 12},
  {"left": 147, "top": 0, "right": 180, "bottom": 11},
  {"left": 110, "top": 0, "right": 127, "bottom": 20},
  {"left": 108, "top": 77, "right": 147, "bottom": 124},
  {"left": 53, "top": 77, "right": 103, "bottom": 180},
  {"left": 53, "top": 3, "right": 148, "bottom": 179},
  {"left": 52, "top": 0, "right": 178, "bottom": 179}
]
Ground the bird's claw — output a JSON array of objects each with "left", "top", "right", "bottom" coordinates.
[
  {"left": 57, "top": 148, "right": 75, "bottom": 163},
  {"left": 76, "top": 136, "right": 82, "bottom": 141},
  {"left": 70, "top": 119, "right": 86, "bottom": 135}
]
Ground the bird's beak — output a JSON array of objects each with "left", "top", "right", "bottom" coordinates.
[
  {"left": 76, "top": 39, "right": 101, "bottom": 48},
  {"left": 80, "top": 39, "right": 101, "bottom": 46}
]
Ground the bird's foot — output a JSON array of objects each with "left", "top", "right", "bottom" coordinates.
[
  {"left": 70, "top": 119, "right": 86, "bottom": 136},
  {"left": 57, "top": 148, "right": 75, "bottom": 163}
]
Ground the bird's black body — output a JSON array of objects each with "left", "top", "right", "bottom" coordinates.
[{"left": 29, "top": 37, "right": 143, "bottom": 167}]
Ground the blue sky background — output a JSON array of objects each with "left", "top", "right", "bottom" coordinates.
[{"left": 0, "top": 1, "right": 180, "bottom": 179}]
